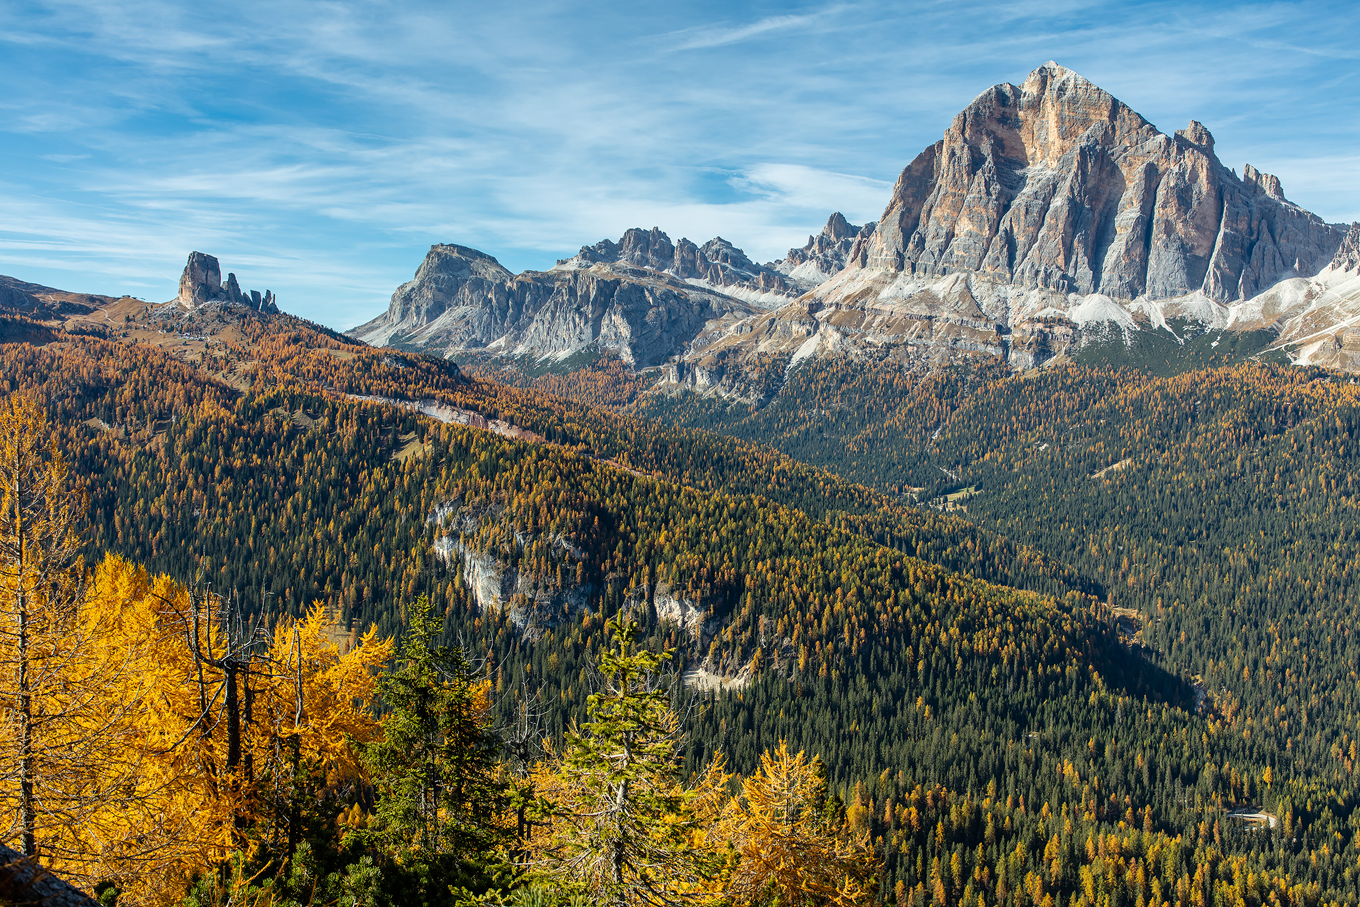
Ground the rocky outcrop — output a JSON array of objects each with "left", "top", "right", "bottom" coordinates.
[
  {"left": 177, "top": 251, "right": 220, "bottom": 307},
  {"left": 1, "top": 844, "right": 99, "bottom": 906},
  {"left": 772, "top": 212, "right": 876, "bottom": 289},
  {"left": 1332, "top": 223, "right": 1360, "bottom": 273},
  {"left": 430, "top": 503, "right": 720, "bottom": 646},
  {"left": 847, "top": 63, "right": 1343, "bottom": 302},
  {"left": 350, "top": 243, "right": 757, "bottom": 366},
  {"left": 380, "top": 243, "right": 515, "bottom": 327},
  {"left": 177, "top": 252, "right": 280, "bottom": 313},
  {"left": 436, "top": 534, "right": 592, "bottom": 638},
  {"left": 556, "top": 227, "right": 801, "bottom": 300}
]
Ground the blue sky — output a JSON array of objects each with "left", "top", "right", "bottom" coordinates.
[{"left": 1, "top": 0, "right": 1356, "bottom": 330}]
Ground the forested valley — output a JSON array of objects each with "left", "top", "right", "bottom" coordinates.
[{"left": 2, "top": 305, "right": 1359, "bottom": 907}]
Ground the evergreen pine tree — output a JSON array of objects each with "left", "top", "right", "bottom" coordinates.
[{"left": 363, "top": 595, "right": 508, "bottom": 890}]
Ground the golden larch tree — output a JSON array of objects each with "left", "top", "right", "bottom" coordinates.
[
  {"left": 79, "top": 554, "right": 391, "bottom": 905},
  {"left": 719, "top": 741, "right": 878, "bottom": 907},
  {"left": 0, "top": 392, "right": 136, "bottom": 872},
  {"left": 526, "top": 622, "right": 727, "bottom": 907}
]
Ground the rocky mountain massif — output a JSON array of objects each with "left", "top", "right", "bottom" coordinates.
[
  {"left": 348, "top": 241, "right": 756, "bottom": 369},
  {"left": 851, "top": 66, "right": 1339, "bottom": 301},
  {"left": 348, "top": 216, "right": 872, "bottom": 368},
  {"left": 763, "top": 61, "right": 1353, "bottom": 374},
  {"left": 353, "top": 62, "right": 1358, "bottom": 384}
]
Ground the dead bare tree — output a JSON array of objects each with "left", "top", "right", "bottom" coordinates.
[{"left": 176, "top": 583, "right": 271, "bottom": 836}]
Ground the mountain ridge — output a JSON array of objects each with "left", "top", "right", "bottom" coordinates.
[{"left": 351, "top": 62, "right": 1357, "bottom": 382}]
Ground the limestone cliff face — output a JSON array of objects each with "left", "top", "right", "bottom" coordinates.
[
  {"left": 849, "top": 63, "right": 1342, "bottom": 303},
  {"left": 178, "top": 252, "right": 223, "bottom": 308},
  {"left": 350, "top": 243, "right": 756, "bottom": 367},
  {"left": 380, "top": 244, "right": 516, "bottom": 327}
]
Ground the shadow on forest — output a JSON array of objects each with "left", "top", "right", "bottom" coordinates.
[{"left": 1089, "top": 626, "right": 1196, "bottom": 711}]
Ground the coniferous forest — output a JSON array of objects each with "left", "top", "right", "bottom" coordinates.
[{"left": 3, "top": 304, "right": 1360, "bottom": 907}]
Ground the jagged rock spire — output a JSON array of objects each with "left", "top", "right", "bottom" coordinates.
[{"left": 176, "top": 252, "right": 280, "bottom": 313}]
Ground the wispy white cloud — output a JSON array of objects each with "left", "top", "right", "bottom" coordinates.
[
  {"left": 0, "top": 0, "right": 1356, "bottom": 328},
  {"left": 665, "top": 7, "right": 847, "bottom": 51},
  {"left": 729, "top": 164, "right": 892, "bottom": 231}
]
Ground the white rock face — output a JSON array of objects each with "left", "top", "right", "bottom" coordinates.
[
  {"left": 1237, "top": 261, "right": 1360, "bottom": 370},
  {"left": 649, "top": 582, "right": 709, "bottom": 637},
  {"left": 431, "top": 511, "right": 727, "bottom": 650},
  {"left": 433, "top": 532, "right": 593, "bottom": 638}
]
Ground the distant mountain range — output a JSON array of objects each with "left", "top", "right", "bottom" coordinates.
[
  {"left": 347, "top": 214, "right": 870, "bottom": 370},
  {"left": 350, "top": 62, "right": 1360, "bottom": 387}
]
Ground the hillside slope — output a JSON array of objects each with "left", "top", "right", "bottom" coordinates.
[{"left": 5, "top": 275, "right": 1360, "bottom": 901}]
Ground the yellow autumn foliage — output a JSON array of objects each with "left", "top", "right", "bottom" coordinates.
[
  {"left": 718, "top": 741, "right": 877, "bottom": 907},
  {"left": 3, "top": 553, "right": 390, "bottom": 906}
]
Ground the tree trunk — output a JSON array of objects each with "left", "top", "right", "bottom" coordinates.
[
  {"left": 286, "top": 735, "right": 302, "bottom": 858},
  {"left": 18, "top": 607, "right": 36, "bottom": 859},
  {"left": 14, "top": 464, "right": 36, "bottom": 858},
  {"left": 243, "top": 668, "right": 254, "bottom": 783},
  {"left": 224, "top": 660, "right": 249, "bottom": 833},
  {"left": 225, "top": 660, "right": 241, "bottom": 772}
]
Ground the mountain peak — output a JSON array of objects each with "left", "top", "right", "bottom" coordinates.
[
  {"left": 853, "top": 63, "right": 1342, "bottom": 303},
  {"left": 548, "top": 227, "right": 799, "bottom": 298},
  {"left": 773, "top": 212, "right": 875, "bottom": 288},
  {"left": 1175, "top": 119, "right": 1216, "bottom": 155},
  {"left": 1242, "top": 163, "right": 1284, "bottom": 201},
  {"left": 1018, "top": 62, "right": 1112, "bottom": 105},
  {"left": 1026, "top": 60, "right": 1082, "bottom": 84},
  {"left": 823, "top": 211, "right": 854, "bottom": 241}
]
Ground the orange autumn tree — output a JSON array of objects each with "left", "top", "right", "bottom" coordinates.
[
  {"left": 0, "top": 393, "right": 148, "bottom": 883},
  {"left": 719, "top": 741, "right": 878, "bottom": 907},
  {"left": 76, "top": 554, "right": 392, "bottom": 905},
  {"left": 0, "top": 390, "right": 391, "bottom": 905}
]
